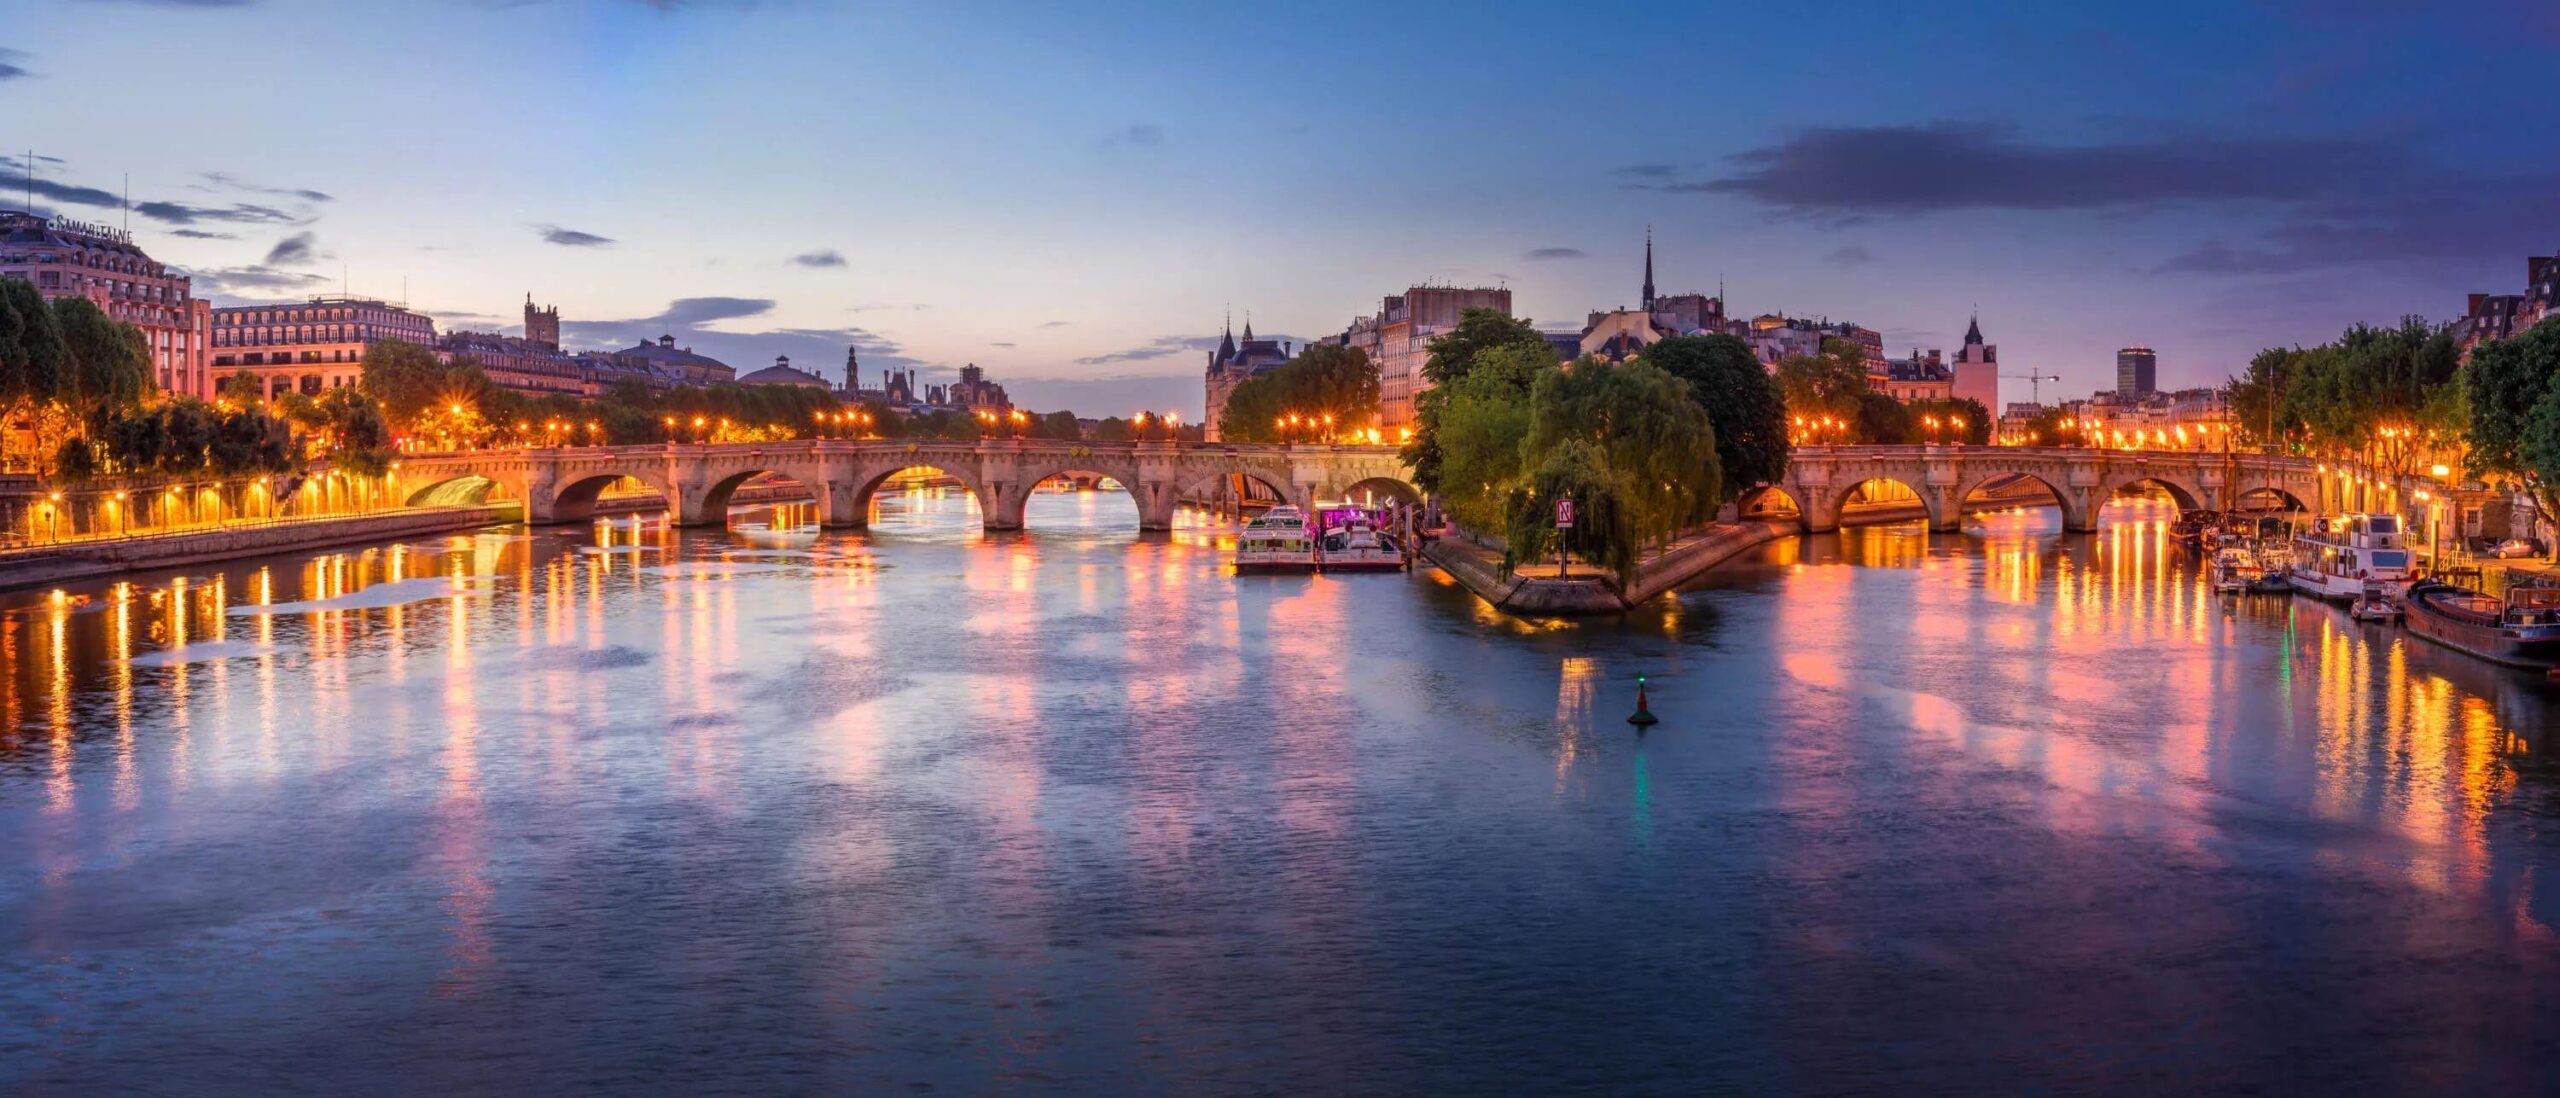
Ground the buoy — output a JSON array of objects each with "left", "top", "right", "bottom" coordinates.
[{"left": 1627, "top": 674, "right": 1659, "bottom": 726}]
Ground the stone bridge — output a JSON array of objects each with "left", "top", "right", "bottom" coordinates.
[
  {"left": 390, "top": 439, "right": 1417, "bottom": 530},
  {"left": 1756, "top": 445, "right": 2331, "bottom": 533}
]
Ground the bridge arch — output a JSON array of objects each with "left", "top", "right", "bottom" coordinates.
[
  {"left": 1736, "top": 484, "right": 1805, "bottom": 525},
  {"left": 403, "top": 472, "right": 508, "bottom": 508},
  {"left": 1173, "top": 463, "right": 1304, "bottom": 520},
  {"left": 2100, "top": 473, "right": 2203, "bottom": 517},
  {"left": 1827, "top": 475, "right": 1939, "bottom": 531},
  {"left": 1335, "top": 475, "right": 1423, "bottom": 507},
  {"left": 1954, "top": 470, "right": 2083, "bottom": 531},
  {"left": 689, "top": 466, "right": 827, "bottom": 527},
  {"left": 845, "top": 460, "right": 990, "bottom": 530},
  {"left": 995, "top": 452, "right": 1147, "bottom": 530},
  {"left": 552, "top": 468, "right": 683, "bottom": 524},
  {"left": 2233, "top": 484, "right": 2313, "bottom": 513}
]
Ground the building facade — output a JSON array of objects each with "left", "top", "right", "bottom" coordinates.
[
  {"left": 737, "top": 355, "right": 832, "bottom": 389},
  {"left": 436, "top": 330, "right": 588, "bottom": 398},
  {"left": 605, "top": 335, "right": 736, "bottom": 387},
  {"left": 1204, "top": 319, "right": 1291, "bottom": 440},
  {"left": 1952, "top": 316, "right": 1999, "bottom": 412},
  {"left": 1336, "top": 286, "right": 1513, "bottom": 430},
  {"left": 1, "top": 212, "right": 209, "bottom": 397},
  {"left": 2459, "top": 254, "right": 2559, "bottom": 356},
  {"left": 1879, "top": 348, "right": 1954, "bottom": 402},
  {"left": 210, "top": 294, "right": 438, "bottom": 398},
  {"left": 2116, "top": 345, "right": 2158, "bottom": 398}
]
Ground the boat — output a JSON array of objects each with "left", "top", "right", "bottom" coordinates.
[
  {"left": 2401, "top": 581, "right": 2560, "bottom": 668},
  {"left": 2348, "top": 581, "right": 2400, "bottom": 622},
  {"left": 2249, "top": 546, "right": 2295, "bottom": 593},
  {"left": 1318, "top": 512, "right": 1407, "bottom": 572},
  {"left": 2284, "top": 513, "right": 2412, "bottom": 601},
  {"left": 2210, "top": 545, "right": 2256, "bottom": 594},
  {"left": 1234, "top": 505, "right": 1316, "bottom": 572}
]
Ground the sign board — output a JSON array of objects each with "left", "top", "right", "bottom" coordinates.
[{"left": 1554, "top": 497, "right": 1575, "bottom": 529}]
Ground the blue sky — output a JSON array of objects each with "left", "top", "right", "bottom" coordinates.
[{"left": 10, "top": 0, "right": 2558, "bottom": 416}]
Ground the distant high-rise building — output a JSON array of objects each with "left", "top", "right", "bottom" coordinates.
[
  {"left": 2116, "top": 346, "right": 2157, "bottom": 398},
  {"left": 1952, "top": 315, "right": 1999, "bottom": 411}
]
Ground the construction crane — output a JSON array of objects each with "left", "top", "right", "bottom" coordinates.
[{"left": 2002, "top": 372, "right": 2062, "bottom": 406}]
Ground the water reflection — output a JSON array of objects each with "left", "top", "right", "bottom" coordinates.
[{"left": 2, "top": 492, "right": 2557, "bottom": 1091}]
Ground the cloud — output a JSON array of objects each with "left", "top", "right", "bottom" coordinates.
[
  {"left": 1039, "top": 320, "right": 1071, "bottom": 328},
  {"left": 1823, "top": 245, "right": 1875, "bottom": 266},
  {"left": 0, "top": 48, "right": 29, "bottom": 81},
  {"left": 134, "top": 200, "right": 303, "bottom": 226},
  {"left": 1524, "top": 247, "right": 1586, "bottom": 260},
  {"left": 789, "top": 249, "right": 846, "bottom": 268},
  {"left": 1101, "top": 123, "right": 1166, "bottom": 148},
  {"left": 555, "top": 296, "right": 782, "bottom": 345},
  {"left": 1074, "top": 331, "right": 1306, "bottom": 366},
  {"left": 1611, "top": 163, "right": 1679, "bottom": 180},
  {"left": 198, "top": 171, "right": 331, "bottom": 203},
  {"left": 1645, "top": 121, "right": 2393, "bottom": 216},
  {"left": 989, "top": 341, "right": 1016, "bottom": 348},
  {"left": 191, "top": 266, "right": 331, "bottom": 296},
  {"left": 538, "top": 224, "right": 614, "bottom": 247},
  {"left": 263, "top": 231, "right": 317, "bottom": 266},
  {"left": 2148, "top": 172, "right": 2560, "bottom": 275},
  {"left": 167, "top": 228, "right": 236, "bottom": 240}
]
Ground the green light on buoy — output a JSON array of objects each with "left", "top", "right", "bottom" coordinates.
[{"left": 1628, "top": 673, "right": 1659, "bottom": 726}]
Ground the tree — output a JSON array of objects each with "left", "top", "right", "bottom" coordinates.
[
  {"left": 1433, "top": 368, "right": 1535, "bottom": 534},
  {"left": 319, "top": 387, "right": 395, "bottom": 476},
  {"left": 1851, "top": 391, "right": 1914, "bottom": 444},
  {"left": 51, "top": 296, "right": 153, "bottom": 429},
  {"left": 2465, "top": 317, "right": 2560, "bottom": 539},
  {"left": 0, "top": 278, "right": 70, "bottom": 463},
  {"left": 357, "top": 338, "right": 461, "bottom": 427},
  {"left": 1219, "top": 343, "right": 1381, "bottom": 443},
  {"left": 1773, "top": 337, "right": 1870, "bottom": 426},
  {"left": 1906, "top": 397, "right": 1992, "bottom": 444},
  {"left": 1504, "top": 358, "right": 1719, "bottom": 585},
  {"left": 1406, "top": 309, "right": 1557, "bottom": 490},
  {"left": 1037, "top": 410, "right": 1081, "bottom": 440},
  {"left": 218, "top": 369, "right": 267, "bottom": 407},
  {"left": 1638, "top": 333, "right": 1789, "bottom": 502}
]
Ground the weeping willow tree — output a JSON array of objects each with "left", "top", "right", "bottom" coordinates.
[{"left": 1499, "top": 357, "right": 1719, "bottom": 586}]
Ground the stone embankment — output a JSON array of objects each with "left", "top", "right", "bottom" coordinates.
[{"left": 0, "top": 504, "right": 517, "bottom": 591}]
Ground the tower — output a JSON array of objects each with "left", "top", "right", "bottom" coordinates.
[
  {"left": 1641, "top": 228, "right": 1656, "bottom": 311},
  {"left": 523, "top": 293, "right": 560, "bottom": 350},
  {"left": 844, "top": 343, "right": 860, "bottom": 390},
  {"left": 1953, "top": 313, "right": 1999, "bottom": 412}
]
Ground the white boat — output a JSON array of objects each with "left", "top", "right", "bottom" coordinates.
[
  {"left": 1234, "top": 506, "right": 1315, "bottom": 572},
  {"left": 2286, "top": 513, "right": 2412, "bottom": 601},
  {"left": 1319, "top": 514, "right": 1406, "bottom": 572},
  {"left": 2210, "top": 546, "right": 2256, "bottom": 594},
  {"left": 2349, "top": 581, "right": 2402, "bottom": 623}
]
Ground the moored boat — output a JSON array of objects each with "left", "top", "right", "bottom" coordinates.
[
  {"left": 2285, "top": 513, "right": 2412, "bottom": 601},
  {"left": 2348, "top": 581, "right": 2400, "bottom": 622},
  {"left": 1234, "top": 505, "right": 1316, "bottom": 573},
  {"left": 2402, "top": 581, "right": 2560, "bottom": 668},
  {"left": 1318, "top": 513, "right": 1407, "bottom": 572}
]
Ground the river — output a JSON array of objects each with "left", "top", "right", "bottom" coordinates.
[{"left": 3, "top": 488, "right": 2557, "bottom": 1094}]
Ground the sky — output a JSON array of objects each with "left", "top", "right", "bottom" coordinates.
[{"left": 9, "top": 0, "right": 2559, "bottom": 418}]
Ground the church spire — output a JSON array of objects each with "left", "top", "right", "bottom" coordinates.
[
  {"left": 1964, "top": 312, "right": 1984, "bottom": 345},
  {"left": 1642, "top": 227, "right": 1656, "bottom": 311},
  {"left": 1241, "top": 309, "right": 1253, "bottom": 342}
]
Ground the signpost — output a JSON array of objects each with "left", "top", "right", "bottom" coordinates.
[{"left": 1554, "top": 496, "right": 1574, "bottom": 578}]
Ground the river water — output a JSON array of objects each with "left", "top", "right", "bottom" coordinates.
[{"left": 3, "top": 489, "right": 2558, "bottom": 1094}]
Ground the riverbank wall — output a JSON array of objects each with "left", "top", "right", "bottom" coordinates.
[
  {"left": 0, "top": 504, "right": 518, "bottom": 591},
  {"left": 1424, "top": 520, "right": 1794, "bottom": 615}
]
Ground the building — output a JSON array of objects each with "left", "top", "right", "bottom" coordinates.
[
  {"left": 1879, "top": 348, "right": 1954, "bottom": 402},
  {"left": 436, "top": 329, "right": 587, "bottom": 398},
  {"left": 2116, "top": 345, "right": 2158, "bottom": 398},
  {"left": 1, "top": 212, "right": 209, "bottom": 397},
  {"left": 737, "top": 354, "right": 832, "bottom": 389},
  {"left": 606, "top": 334, "right": 735, "bottom": 387},
  {"left": 211, "top": 294, "right": 439, "bottom": 399},
  {"left": 1203, "top": 318, "right": 1292, "bottom": 440},
  {"left": 522, "top": 294, "right": 560, "bottom": 349},
  {"left": 947, "top": 363, "right": 1011, "bottom": 414},
  {"left": 2459, "top": 254, "right": 2559, "bottom": 356},
  {"left": 1336, "top": 285, "right": 1513, "bottom": 430},
  {"left": 1581, "top": 236, "right": 1728, "bottom": 363},
  {"left": 1952, "top": 315, "right": 1999, "bottom": 412}
]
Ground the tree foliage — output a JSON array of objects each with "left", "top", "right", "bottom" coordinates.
[
  {"left": 1637, "top": 334, "right": 1789, "bottom": 501},
  {"left": 1219, "top": 343, "right": 1381, "bottom": 443},
  {"left": 1501, "top": 358, "right": 1719, "bottom": 585},
  {"left": 1406, "top": 309, "right": 1555, "bottom": 491},
  {"left": 1773, "top": 337, "right": 1870, "bottom": 424},
  {"left": 2465, "top": 317, "right": 2560, "bottom": 538}
]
